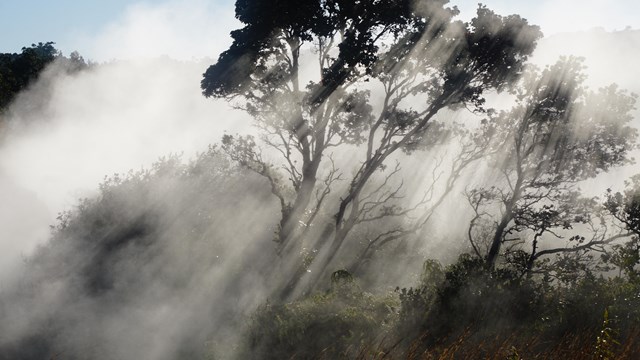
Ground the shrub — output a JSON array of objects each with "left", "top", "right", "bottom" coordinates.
[{"left": 237, "top": 274, "right": 398, "bottom": 360}]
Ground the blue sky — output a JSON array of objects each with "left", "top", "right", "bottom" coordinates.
[
  {"left": 1, "top": 0, "right": 638, "bottom": 59},
  {"left": 0, "top": 0, "right": 135, "bottom": 51}
]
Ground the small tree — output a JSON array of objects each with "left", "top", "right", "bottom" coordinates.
[{"left": 604, "top": 175, "right": 640, "bottom": 280}]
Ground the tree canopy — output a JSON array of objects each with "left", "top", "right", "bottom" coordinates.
[
  {"left": 0, "top": 42, "right": 88, "bottom": 115},
  {"left": 0, "top": 42, "right": 58, "bottom": 111},
  {"left": 203, "top": 0, "right": 542, "bottom": 298},
  {"left": 466, "top": 57, "right": 638, "bottom": 269}
]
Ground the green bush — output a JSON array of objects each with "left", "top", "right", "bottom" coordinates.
[{"left": 237, "top": 275, "right": 398, "bottom": 360}]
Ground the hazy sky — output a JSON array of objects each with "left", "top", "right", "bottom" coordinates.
[{"left": 1, "top": 0, "right": 639, "bottom": 60}]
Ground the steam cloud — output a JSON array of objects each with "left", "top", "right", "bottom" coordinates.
[{"left": 1, "top": 0, "right": 639, "bottom": 359}]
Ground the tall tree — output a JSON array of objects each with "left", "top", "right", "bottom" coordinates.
[
  {"left": 202, "top": 1, "right": 541, "bottom": 297},
  {"left": 204, "top": 0, "right": 447, "bottom": 254}
]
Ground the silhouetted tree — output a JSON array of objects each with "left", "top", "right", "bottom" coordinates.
[
  {"left": 0, "top": 42, "right": 89, "bottom": 115},
  {"left": 603, "top": 174, "right": 640, "bottom": 280},
  {"left": 466, "top": 57, "right": 637, "bottom": 271},
  {"left": 0, "top": 42, "right": 58, "bottom": 111},
  {"left": 349, "top": 121, "right": 495, "bottom": 274},
  {"left": 606, "top": 174, "right": 640, "bottom": 237},
  {"left": 203, "top": 0, "right": 541, "bottom": 298}
]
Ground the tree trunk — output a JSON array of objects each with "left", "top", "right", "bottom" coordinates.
[
  {"left": 486, "top": 211, "right": 513, "bottom": 269},
  {"left": 278, "top": 167, "right": 317, "bottom": 252}
]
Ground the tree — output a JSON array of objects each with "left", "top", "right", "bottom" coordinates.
[
  {"left": 0, "top": 42, "right": 89, "bottom": 115},
  {"left": 202, "top": 1, "right": 541, "bottom": 298},
  {"left": 0, "top": 42, "right": 58, "bottom": 112},
  {"left": 603, "top": 174, "right": 640, "bottom": 280},
  {"left": 348, "top": 121, "right": 496, "bottom": 275},
  {"left": 465, "top": 57, "right": 637, "bottom": 271}
]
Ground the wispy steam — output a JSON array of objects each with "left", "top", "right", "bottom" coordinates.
[
  {"left": 1, "top": 1, "right": 640, "bottom": 359},
  {"left": 0, "top": 60, "right": 250, "bottom": 280}
]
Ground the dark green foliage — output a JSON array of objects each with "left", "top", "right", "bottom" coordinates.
[
  {"left": 202, "top": 0, "right": 422, "bottom": 99},
  {"left": 238, "top": 280, "right": 398, "bottom": 360},
  {"left": 606, "top": 175, "right": 640, "bottom": 237},
  {"left": 239, "top": 251, "right": 640, "bottom": 358},
  {"left": 0, "top": 42, "right": 88, "bottom": 113},
  {"left": 395, "top": 252, "right": 640, "bottom": 353},
  {"left": 393, "top": 260, "right": 444, "bottom": 337},
  {"left": 396, "top": 287, "right": 429, "bottom": 337},
  {"left": 0, "top": 42, "right": 57, "bottom": 111},
  {"left": 439, "top": 5, "right": 541, "bottom": 109},
  {"left": 603, "top": 177, "right": 640, "bottom": 282},
  {"left": 422, "top": 254, "right": 543, "bottom": 341}
]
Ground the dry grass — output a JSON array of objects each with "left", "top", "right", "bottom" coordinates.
[{"left": 308, "top": 327, "right": 640, "bottom": 360}]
